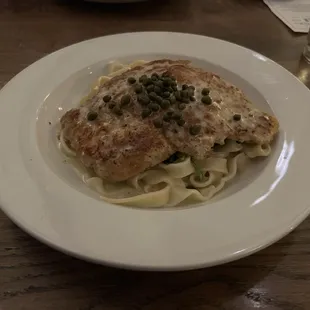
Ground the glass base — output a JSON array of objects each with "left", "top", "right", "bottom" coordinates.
[{"left": 303, "top": 45, "right": 310, "bottom": 63}]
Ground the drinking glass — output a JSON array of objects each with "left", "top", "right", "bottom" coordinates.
[{"left": 303, "top": 29, "right": 310, "bottom": 63}]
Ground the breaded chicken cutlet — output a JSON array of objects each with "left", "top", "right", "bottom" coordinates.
[{"left": 60, "top": 59, "right": 279, "bottom": 182}]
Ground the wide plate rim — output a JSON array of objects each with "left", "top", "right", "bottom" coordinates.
[{"left": 0, "top": 32, "right": 309, "bottom": 271}]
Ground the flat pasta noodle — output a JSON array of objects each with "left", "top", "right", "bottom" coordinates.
[
  {"left": 58, "top": 60, "right": 273, "bottom": 208},
  {"left": 243, "top": 143, "right": 271, "bottom": 158},
  {"left": 127, "top": 171, "right": 146, "bottom": 190},
  {"left": 97, "top": 76, "right": 111, "bottom": 86},
  {"left": 189, "top": 171, "right": 221, "bottom": 188},
  {"left": 87, "top": 176, "right": 171, "bottom": 208},
  {"left": 79, "top": 61, "right": 146, "bottom": 105},
  {"left": 128, "top": 60, "right": 147, "bottom": 68},
  {"left": 59, "top": 131, "right": 76, "bottom": 157},
  {"left": 107, "top": 61, "right": 129, "bottom": 76},
  {"left": 184, "top": 153, "right": 246, "bottom": 201},
  {"left": 193, "top": 157, "right": 228, "bottom": 174},
  {"left": 159, "top": 157, "right": 195, "bottom": 178},
  {"left": 214, "top": 139, "right": 243, "bottom": 153},
  {"left": 142, "top": 169, "right": 186, "bottom": 189}
]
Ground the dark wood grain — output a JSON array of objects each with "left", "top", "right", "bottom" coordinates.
[{"left": 1, "top": 0, "right": 309, "bottom": 309}]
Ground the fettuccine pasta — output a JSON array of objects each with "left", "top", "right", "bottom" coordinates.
[{"left": 58, "top": 60, "right": 272, "bottom": 208}]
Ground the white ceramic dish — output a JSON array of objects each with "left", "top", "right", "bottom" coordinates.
[{"left": 0, "top": 32, "right": 309, "bottom": 271}]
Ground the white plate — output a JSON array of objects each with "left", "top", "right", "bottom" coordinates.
[{"left": 0, "top": 32, "right": 309, "bottom": 271}]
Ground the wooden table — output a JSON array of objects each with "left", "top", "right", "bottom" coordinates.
[{"left": 1, "top": 1, "right": 309, "bottom": 309}]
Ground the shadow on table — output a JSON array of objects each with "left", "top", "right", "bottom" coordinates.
[
  {"left": 54, "top": 0, "right": 195, "bottom": 36},
  {"left": 57, "top": 0, "right": 191, "bottom": 15},
  {"left": 4, "top": 217, "right": 299, "bottom": 309}
]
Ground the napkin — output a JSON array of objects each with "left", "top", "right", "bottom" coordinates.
[{"left": 264, "top": 0, "right": 310, "bottom": 33}]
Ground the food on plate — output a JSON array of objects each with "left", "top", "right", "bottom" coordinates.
[{"left": 58, "top": 59, "right": 279, "bottom": 207}]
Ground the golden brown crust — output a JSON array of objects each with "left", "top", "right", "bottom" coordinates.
[
  {"left": 60, "top": 59, "right": 279, "bottom": 182},
  {"left": 61, "top": 110, "right": 174, "bottom": 182}
]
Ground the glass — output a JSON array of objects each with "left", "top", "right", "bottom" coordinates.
[{"left": 303, "top": 29, "right": 310, "bottom": 63}]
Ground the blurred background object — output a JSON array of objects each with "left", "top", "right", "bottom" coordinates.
[
  {"left": 85, "top": 0, "right": 147, "bottom": 3},
  {"left": 303, "top": 29, "right": 310, "bottom": 63},
  {"left": 263, "top": 0, "right": 310, "bottom": 33}
]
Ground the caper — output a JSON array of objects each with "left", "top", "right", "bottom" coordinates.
[
  {"left": 170, "top": 95, "right": 176, "bottom": 104},
  {"left": 189, "top": 125, "right": 201, "bottom": 135},
  {"left": 163, "top": 114, "right": 171, "bottom": 122},
  {"left": 155, "top": 96, "right": 163, "bottom": 104},
  {"left": 134, "top": 84, "right": 143, "bottom": 94},
  {"left": 188, "top": 89, "right": 195, "bottom": 97},
  {"left": 163, "top": 79, "right": 171, "bottom": 87},
  {"left": 181, "top": 90, "right": 189, "bottom": 98},
  {"left": 147, "top": 84, "right": 155, "bottom": 93},
  {"left": 127, "top": 77, "right": 136, "bottom": 85},
  {"left": 151, "top": 73, "right": 159, "bottom": 81},
  {"left": 172, "top": 85, "right": 178, "bottom": 91},
  {"left": 120, "top": 95, "right": 131, "bottom": 106},
  {"left": 188, "top": 85, "right": 195, "bottom": 91},
  {"left": 150, "top": 103, "right": 160, "bottom": 112},
  {"left": 190, "top": 96, "right": 195, "bottom": 102},
  {"left": 163, "top": 91, "right": 170, "bottom": 98},
  {"left": 161, "top": 99, "right": 170, "bottom": 110},
  {"left": 153, "top": 118, "right": 163, "bottom": 128},
  {"left": 202, "top": 88, "right": 210, "bottom": 95},
  {"left": 87, "top": 111, "right": 98, "bottom": 121},
  {"left": 233, "top": 114, "right": 241, "bottom": 121},
  {"left": 137, "top": 94, "right": 150, "bottom": 105},
  {"left": 141, "top": 109, "right": 152, "bottom": 118},
  {"left": 172, "top": 112, "right": 182, "bottom": 120},
  {"left": 178, "top": 103, "right": 186, "bottom": 110},
  {"left": 202, "top": 96, "right": 212, "bottom": 105},
  {"left": 155, "top": 80, "right": 164, "bottom": 88},
  {"left": 149, "top": 92, "right": 158, "bottom": 101},
  {"left": 154, "top": 86, "right": 162, "bottom": 95},
  {"left": 182, "top": 97, "right": 190, "bottom": 104},
  {"left": 175, "top": 91, "right": 182, "bottom": 101},
  {"left": 164, "top": 86, "right": 173, "bottom": 93},
  {"left": 143, "top": 78, "right": 153, "bottom": 86},
  {"left": 182, "top": 84, "right": 188, "bottom": 90},
  {"left": 167, "top": 111, "right": 174, "bottom": 117},
  {"left": 177, "top": 119, "right": 185, "bottom": 126},
  {"left": 103, "top": 95, "right": 111, "bottom": 103},
  {"left": 108, "top": 102, "right": 115, "bottom": 109},
  {"left": 113, "top": 106, "right": 123, "bottom": 116},
  {"left": 139, "top": 75, "right": 147, "bottom": 83}
]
